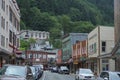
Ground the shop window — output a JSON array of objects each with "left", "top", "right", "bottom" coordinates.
[{"left": 102, "top": 59, "right": 109, "bottom": 71}]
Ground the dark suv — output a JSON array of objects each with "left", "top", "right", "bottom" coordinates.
[{"left": 0, "top": 65, "right": 34, "bottom": 80}]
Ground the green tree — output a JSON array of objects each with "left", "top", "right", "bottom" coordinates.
[
  {"left": 73, "top": 21, "right": 95, "bottom": 33},
  {"left": 20, "top": 38, "right": 36, "bottom": 50}
]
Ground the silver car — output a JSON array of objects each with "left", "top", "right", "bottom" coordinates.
[
  {"left": 97, "top": 71, "right": 120, "bottom": 80},
  {"left": 75, "top": 68, "right": 95, "bottom": 80}
]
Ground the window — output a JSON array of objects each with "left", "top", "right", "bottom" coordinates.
[
  {"left": 17, "top": 21, "right": 20, "bottom": 31},
  {"left": 39, "top": 54, "right": 41, "bottom": 58},
  {"left": 43, "top": 55, "right": 46, "bottom": 59},
  {"left": 94, "top": 43, "right": 96, "bottom": 53},
  {"left": 28, "top": 54, "right": 30, "bottom": 58},
  {"left": 43, "top": 33, "right": 45, "bottom": 38},
  {"left": 6, "top": 21, "right": 8, "bottom": 31},
  {"left": 14, "top": 18, "right": 16, "bottom": 28},
  {"left": 1, "top": 35, "right": 5, "bottom": 47},
  {"left": 102, "top": 59, "right": 109, "bottom": 71},
  {"left": 13, "top": 15, "right": 15, "bottom": 26},
  {"left": 17, "top": 38, "right": 19, "bottom": 48},
  {"left": 9, "top": 30, "right": 12, "bottom": 43},
  {"left": 1, "top": 16, "right": 5, "bottom": 29},
  {"left": 6, "top": 38, "right": 8, "bottom": 48},
  {"left": 30, "top": 54, "right": 33, "bottom": 58},
  {"left": 2, "top": 0, "right": 5, "bottom": 11},
  {"left": 39, "top": 33, "right": 41, "bottom": 38},
  {"left": 13, "top": 33, "right": 16, "bottom": 46},
  {"left": 33, "top": 54, "right": 35, "bottom": 58},
  {"left": 35, "top": 54, "right": 39, "bottom": 58},
  {"left": 6, "top": 5, "right": 8, "bottom": 15},
  {"left": 102, "top": 41, "right": 106, "bottom": 52},
  {"left": 88, "top": 43, "right": 96, "bottom": 54},
  {"left": 9, "top": 8, "right": 12, "bottom": 22}
]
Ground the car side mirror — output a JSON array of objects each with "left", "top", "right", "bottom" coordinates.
[{"left": 104, "top": 77, "right": 108, "bottom": 80}]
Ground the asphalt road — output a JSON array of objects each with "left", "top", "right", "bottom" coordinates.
[{"left": 40, "top": 71, "right": 75, "bottom": 80}]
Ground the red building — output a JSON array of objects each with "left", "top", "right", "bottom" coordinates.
[
  {"left": 72, "top": 40, "right": 88, "bottom": 71},
  {"left": 26, "top": 50, "right": 48, "bottom": 67},
  {"left": 56, "top": 49, "right": 62, "bottom": 64}
]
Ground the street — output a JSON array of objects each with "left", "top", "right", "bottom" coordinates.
[{"left": 40, "top": 71, "right": 75, "bottom": 80}]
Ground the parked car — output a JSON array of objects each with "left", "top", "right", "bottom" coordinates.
[
  {"left": 97, "top": 71, "right": 120, "bottom": 80},
  {"left": 0, "top": 65, "right": 34, "bottom": 80},
  {"left": 33, "top": 65, "right": 43, "bottom": 79},
  {"left": 51, "top": 67, "right": 58, "bottom": 73},
  {"left": 58, "top": 66, "right": 69, "bottom": 74},
  {"left": 30, "top": 66, "right": 38, "bottom": 80},
  {"left": 75, "top": 68, "right": 95, "bottom": 80}
]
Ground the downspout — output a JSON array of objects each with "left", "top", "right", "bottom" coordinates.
[{"left": 98, "top": 26, "right": 101, "bottom": 74}]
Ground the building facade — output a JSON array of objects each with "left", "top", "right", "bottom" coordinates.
[
  {"left": 0, "top": 0, "right": 20, "bottom": 67},
  {"left": 62, "top": 33, "right": 88, "bottom": 73},
  {"left": 88, "top": 26, "right": 115, "bottom": 75},
  {"left": 26, "top": 50, "right": 47, "bottom": 66},
  {"left": 26, "top": 50, "right": 56, "bottom": 68},
  {"left": 20, "top": 30, "right": 52, "bottom": 51},
  {"left": 72, "top": 40, "right": 88, "bottom": 72},
  {"left": 62, "top": 33, "right": 88, "bottom": 62},
  {"left": 20, "top": 30, "right": 49, "bottom": 40},
  {"left": 56, "top": 49, "right": 62, "bottom": 65}
]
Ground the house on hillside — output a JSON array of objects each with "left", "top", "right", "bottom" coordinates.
[{"left": 20, "top": 30, "right": 53, "bottom": 51}]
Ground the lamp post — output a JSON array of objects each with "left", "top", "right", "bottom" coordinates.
[{"left": 12, "top": 30, "right": 29, "bottom": 64}]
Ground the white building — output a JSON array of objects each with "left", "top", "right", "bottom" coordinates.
[
  {"left": 0, "top": 0, "right": 20, "bottom": 66},
  {"left": 88, "top": 26, "right": 115, "bottom": 75},
  {"left": 20, "top": 30, "right": 52, "bottom": 51},
  {"left": 20, "top": 30, "right": 49, "bottom": 40}
]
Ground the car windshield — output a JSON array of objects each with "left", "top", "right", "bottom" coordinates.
[
  {"left": 0, "top": 66, "right": 26, "bottom": 77},
  {"left": 60, "top": 66, "right": 68, "bottom": 70},
  {"left": 79, "top": 69, "right": 93, "bottom": 74}
]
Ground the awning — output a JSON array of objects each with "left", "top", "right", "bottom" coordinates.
[
  {"left": 0, "top": 48, "right": 10, "bottom": 56},
  {"left": 98, "top": 53, "right": 113, "bottom": 59},
  {"left": 86, "top": 57, "right": 97, "bottom": 63},
  {"left": 14, "top": 50, "right": 23, "bottom": 54}
]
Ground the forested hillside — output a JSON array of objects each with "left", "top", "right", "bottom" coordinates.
[{"left": 17, "top": 0, "right": 114, "bottom": 48}]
